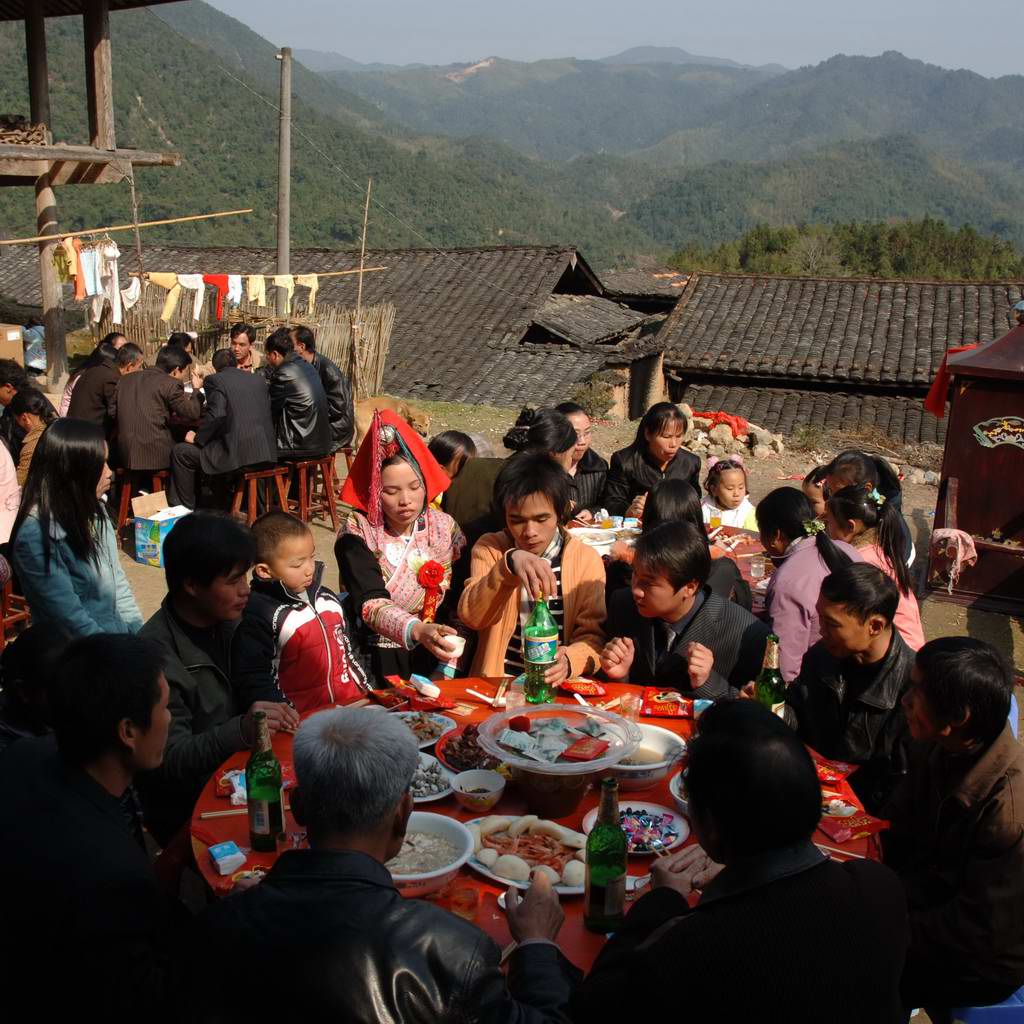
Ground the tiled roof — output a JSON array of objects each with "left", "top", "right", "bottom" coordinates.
[
  {"left": 599, "top": 268, "right": 690, "bottom": 300},
  {"left": 679, "top": 383, "right": 947, "bottom": 447},
  {"left": 533, "top": 294, "right": 653, "bottom": 346},
  {"left": 659, "top": 273, "right": 1024, "bottom": 388},
  {"left": 0, "top": 243, "right": 612, "bottom": 405}
]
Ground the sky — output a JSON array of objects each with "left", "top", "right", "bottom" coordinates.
[{"left": 205, "top": 0, "right": 1021, "bottom": 78}]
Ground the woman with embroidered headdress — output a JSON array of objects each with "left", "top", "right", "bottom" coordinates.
[{"left": 335, "top": 410, "right": 466, "bottom": 680}]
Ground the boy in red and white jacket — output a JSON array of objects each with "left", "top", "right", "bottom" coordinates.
[{"left": 232, "top": 512, "right": 368, "bottom": 714}]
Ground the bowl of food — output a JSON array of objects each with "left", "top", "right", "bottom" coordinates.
[
  {"left": 476, "top": 704, "right": 641, "bottom": 817},
  {"left": 409, "top": 753, "right": 454, "bottom": 804},
  {"left": 668, "top": 768, "right": 689, "bottom": 818},
  {"left": 385, "top": 811, "right": 475, "bottom": 897},
  {"left": 608, "top": 723, "right": 687, "bottom": 790},
  {"left": 452, "top": 769, "right": 506, "bottom": 813},
  {"left": 394, "top": 711, "right": 457, "bottom": 750},
  {"left": 435, "top": 723, "right": 502, "bottom": 773}
]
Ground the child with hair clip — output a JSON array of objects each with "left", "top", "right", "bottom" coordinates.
[
  {"left": 701, "top": 456, "right": 758, "bottom": 531},
  {"left": 824, "top": 484, "right": 924, "bottom": 650}
]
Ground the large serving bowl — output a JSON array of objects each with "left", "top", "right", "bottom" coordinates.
[
  {"left": 476, "top": 704, "right": 642, "bottom": 817},
  {"left": 608, "top": 723, "right": 687, "bottom": 791},
  {"left": 387, "top": 812, "right": 474, "bottom": 898},
  {"left": 668, "top": 768, "right": 689, "bottom": 818}
]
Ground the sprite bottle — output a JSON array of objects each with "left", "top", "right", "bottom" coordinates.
[
  {"left": 523, "top": 594, "right": 558, "bottom": 704},
  {"left": 584, "top": 778, "right": 627, "bottom": 933},
  {"left": 754, "top": 634, "right": 786, "bottom": 717},
  {"left": 246, "top": 711, "right": 284, "bottom": 853}
]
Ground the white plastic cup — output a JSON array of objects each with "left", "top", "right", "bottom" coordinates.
[{"left": 444, "top": 635, "right": 467, "bottom": 659}]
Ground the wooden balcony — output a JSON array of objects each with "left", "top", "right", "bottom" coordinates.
[{"left": 0, "top": 140, "right": 181, "bottom": 186}]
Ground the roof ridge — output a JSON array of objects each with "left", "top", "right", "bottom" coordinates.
[{"left": 682, "top": 269, "right": 1024, "bottom": 288}]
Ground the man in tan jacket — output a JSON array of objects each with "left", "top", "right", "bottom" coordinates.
[{"left": 458, "top": 453, "right": 605, "bottom": 681}]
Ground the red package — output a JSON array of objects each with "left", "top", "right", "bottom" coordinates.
[
  {"left": 380, "top": 675, "right": 455, "bottom": 712},
  {"left": 817, "top": 813, "right": 889, "bottom": 845},
  {"left": 561, "top": 680, "right": 607, "bottom": 697},
  {"left": 370, "top": 688, "right": 408, "bottom": 710},
  {"left": 641, "top": 688, "right": 693, "bottom": 719},
  {"left": 812, "top": 755, "right": 856, "bottom": 786},
  {"left": 560, "top": 737, "right": 610, "bottom": 762}
]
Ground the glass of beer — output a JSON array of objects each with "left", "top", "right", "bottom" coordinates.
[{"left": 709, "top": 513, "right": 722, "bottom": 530}]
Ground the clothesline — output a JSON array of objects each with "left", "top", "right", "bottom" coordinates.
[
  {"left": 0, "top": 208, "right": 253, "bottom": 246},
  {"left": 126, "top": 266, "right": 388, "bottom": 280}
]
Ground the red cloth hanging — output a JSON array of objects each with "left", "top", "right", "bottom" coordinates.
[
  {"left": 341, "top": 410, "right": 450, "bottom": 525},
  {"left": 202, "top": 274, "right": 229, "bottom": 319},
  {"left": 691, "top": 410, "right": 750, "bottom": 438},
  {"left": 924, "top": 344, "right": 980, "bottom": 418}
]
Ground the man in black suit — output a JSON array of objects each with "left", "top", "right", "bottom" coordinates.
[
  {"left": 264, "top": 327, "right": 331, "bottom": 460},
  {"left": 67, "top": 342, "right": 143, "bottom": 446},
  {"left": 115, "top": 344, "right": 202, "bottom": 472},
  {"left": 290, "top": 325, "right": 355, "bottom": 450},
  {"left": 168, "top": 348, "right": 278, "bottom": 509},
  {"left": 601, "top": 521, "right": 769, "bottom": 697}
]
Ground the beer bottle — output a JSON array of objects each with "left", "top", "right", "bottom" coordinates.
[
  {"left": 754, "top": 634, "right": 786, "bottom": 717},
  {"left": 584, "top": 778, "right": 627, "bottom": 933},
  {"left": 246, "top": 711, "right": 284, "bottom": 853},
  {"left": 523, "top": 593, "right": 558, "bottom": 704}
]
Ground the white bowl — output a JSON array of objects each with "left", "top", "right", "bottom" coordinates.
[
  {"left": 388, "top": 811, "right": 474, "bottom": 898},
  {"left": 608, "top": 723, "right": 687, "bottom": 790},
  {"left": 669, "top": 768, "right": 689, "bottom": 817}
]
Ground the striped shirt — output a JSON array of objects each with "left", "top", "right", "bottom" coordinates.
[{"left": 504, "top": 552, "right": 564, "bottom": 676}]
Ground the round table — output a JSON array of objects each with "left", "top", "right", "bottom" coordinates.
[{"left": 190, "top": 679, "right": 874, "bottom": 971}]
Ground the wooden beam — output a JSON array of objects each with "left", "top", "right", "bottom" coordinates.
[
  {"left": 84, "top": 0, "right": 115, "bottom": 150},
  {"left": 25, "top": 7, "right": 50, "bottom": 130},
  {"left": 0, "top": 142, "right": 180, "bottom": 166}
]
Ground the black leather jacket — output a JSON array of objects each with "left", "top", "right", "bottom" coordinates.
[
  {"left": 191, "top": 849, "right": 580, "bottom": 1024},
  {"left": 784, "top": 631, "right": 915, "bottom": 813},
  {"left": 570, "top": 449, "right": 609, "bottom": 514},
  {"left": 268, "top": 351, "right": 332, "bottom": 459},
  {"left": 602, "top": 443, "right": 701, "bottom": 516},
  {"left": 312, "top": 351, "right": 355, "bottom": 449}
]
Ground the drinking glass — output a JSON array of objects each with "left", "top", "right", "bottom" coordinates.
[
  {"left": 709, "top": 513, "right": 722, "bottom": 530},
  {"left": 504, "top": 688, "right": 527, "bottom": 713},
  {"left": 750, "top": 555, "right": 766, "bottom": 580},
  {"left": 450, "top": 886, "right": 480, "bottom": 921},
  {"left": 619, "top": 691, "right": 642, "bottom": 723}
]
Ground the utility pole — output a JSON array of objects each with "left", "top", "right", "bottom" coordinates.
[{"left": 275, "top": 47, "right": 292, "bottom": 317}]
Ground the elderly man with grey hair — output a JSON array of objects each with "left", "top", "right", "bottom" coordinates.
[{"left": 190, "top": 706, "right": 581, "bottom": 1023}]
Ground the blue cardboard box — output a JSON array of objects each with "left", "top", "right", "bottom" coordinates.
[{"left": 132, "top": 492, "right": 190, "bottom": 568}]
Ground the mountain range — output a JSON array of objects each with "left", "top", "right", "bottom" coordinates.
[{"left": 0, "top": 1, "right": 1021, "bottom": 271}]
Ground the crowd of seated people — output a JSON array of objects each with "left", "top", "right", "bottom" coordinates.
[{"left": 0, "top": 345, "right": 1020, "bottom": 1022}]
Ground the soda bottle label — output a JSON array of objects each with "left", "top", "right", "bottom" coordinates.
[{"left": 524, "top": 627, "right": 558, "bottom": 665}]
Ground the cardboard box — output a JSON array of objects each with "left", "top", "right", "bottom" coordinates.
[
  {"left": 0, "top": 324, "right": 25, "bottom": 366},
  {"left": 131, "top": 491, "right": 190, "bottom": 568}
]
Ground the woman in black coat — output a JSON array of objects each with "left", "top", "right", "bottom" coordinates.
[
  {"left": 603, "top": 402, "right": 701, "bottom": 517},
  {"left": 556, "top": 401, "right": 609, "bottom": 519}
]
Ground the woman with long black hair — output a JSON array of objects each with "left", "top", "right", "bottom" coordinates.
[
  {"left": 603, "top": 402, "right": 700, "bottom": 517},
  {"left": 11, "top": 419, "right": 142, "bottom": 636},
  {"left": 755, "top": 487, "right": 860, "bottom": 681},
  {"left": 10, "top": 388, "right": 57, "bottom": 486}
]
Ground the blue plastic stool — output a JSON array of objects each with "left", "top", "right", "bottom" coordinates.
[{"left": 952, "top": 985, "right": 1024, "bottom": 1022}]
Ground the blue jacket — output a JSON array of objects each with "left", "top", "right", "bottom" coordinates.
[{"left": 12, "top": 511, "right": 142, "bottom": 636}]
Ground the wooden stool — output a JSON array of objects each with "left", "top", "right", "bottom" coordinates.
[
  {"left": 0, "top": 579, "right": 31, "bottom": 652},
  {"left": 230, "top": 466, "right": 290, "bottom": 526},
  {"left": 334, "top": 446, "right": 356, "bottom": 499},
  {"left": 116, "top": 469, "right": 170, "bottom": 530},
  {"left": 285, "top": 455, "right": 339, "bottom": 529}
]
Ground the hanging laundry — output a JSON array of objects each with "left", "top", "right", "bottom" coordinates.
[
  {"left": 52, "top": 246, "right": 71, "bottom": 284},
  {"left": 149, "top": 272, "right": 180, "bottom": 322},
  {"left": 60, "top": 237, "right": 79, "bottom": 279},
  {"left": 203, "top": 274, "right": 229, "bottom": 319},
  {"left": 176, "top": 274, "right": 207, "bottom": 321},
  {"left": 296, "top": 273, "right": 319, "bottom": 313},
  {"left": 78, "top": 245, "right": 103, "bottom": 297},
  {"left": 272, "top": 274, "right": 295, "bottom": 311},
  {"left": 96, "top": 240, "right": 122, "bottom": 324},
  {"left": 226, "top": 274, "right": 243, "bottom": 307},
  {"left": 71, "top": 239, "right": 86, "bottom": 301},
  {"left": 246, "top": 275, "right": 266, "bottom": 306},
  {"left": 120, "top": 276, "right": 142, "bottom": 311}
]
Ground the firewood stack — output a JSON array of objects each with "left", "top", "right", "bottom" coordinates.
[{"left": 0, "top": 115, "right": 48, "bottom": 146}]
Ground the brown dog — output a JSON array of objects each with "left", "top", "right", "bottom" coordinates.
[{"left": 354, "top": 396, "right": 431, "bottom": 448}]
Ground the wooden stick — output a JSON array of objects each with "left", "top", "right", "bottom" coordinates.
[
  {"left": 355, "top": 177, "right": 373, "bottom": 324},
  {"left": 128, "top": 265, "right": 388, "bottom": 280},
  {"left": 0, "top": 207, "right": 253, "bottom": 246},
  {"left": 200, "top": 802, "right": 291, "bottom": 820},
  {"left": 814, "top": 842, "right": 866, "bottom": 860}
]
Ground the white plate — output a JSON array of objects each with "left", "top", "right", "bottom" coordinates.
[
  {"left": 410, "top": 752, "right": 455, "bottom": 804},
  {"left": 464, "top": 816, "right": 584, "bottom": 896},
  {"left": 582, "top": 801, "right": 689, "bottom": 856},
  {"left": 394, "top": 711, "right": 458, "bottom": 750}
]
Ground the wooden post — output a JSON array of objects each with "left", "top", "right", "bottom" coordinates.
[
  {"left": 25, "top": 9, "right": 67, "bottom": 385},
  {"left": 84, "top": 0, "right": 116, "bottom": 150},
  {"left": 275, "top": 47, "right": 292, "bottom": 316}
]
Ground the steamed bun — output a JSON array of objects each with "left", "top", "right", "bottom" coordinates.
[
  {"left": 531, "top": 864, "right": 560, "bottom": 885},
  {"left": 561, "top": 860, "right": 585, "bottom": 887},
  {"left": 476, "top": 848, "right": 499, "bottom": 868},
  {"left": 493, "top": 854, "right": 531, "bottom": 882}
]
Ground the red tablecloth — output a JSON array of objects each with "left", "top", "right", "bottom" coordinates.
[{"left": 190, "top": 679, "right": 874, "bottom": 971}]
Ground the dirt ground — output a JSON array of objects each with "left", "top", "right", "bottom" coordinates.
[{"left": 119, "top": 398, "right": 1024, "bottom": 682}]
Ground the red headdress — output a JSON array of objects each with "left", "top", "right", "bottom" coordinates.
[{"left": 340, "top": 410, "right": 450, "bottom": 527}]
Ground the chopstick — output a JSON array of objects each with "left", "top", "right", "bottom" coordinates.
[
  {"left": 493, "top": 678, "right": 511, "bottom": 705},
  {"left": 200, "top": 803, "right": 291, "bottom": 820},
  {"left": 598, "top": 697, "right": 621, "bottom": 712},
  {"left": 574, "top": 693, "right": 592, "bottom": 708},
  {"left": 814, "top": 842, "right": 866, "bottom": 860},
  {"left": 500, "top": 941, "right": 517, "bottom": 965},
  {"left": 465, "top": 688, "right": 494, "bottom": 705}
]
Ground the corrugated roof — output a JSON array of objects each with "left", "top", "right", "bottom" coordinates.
[
  {"left": 659, "top": 273, "right": 1024, "bottom": 388},
  {"left": 680, "top": 382, "right": 947, "bottom": 446}
]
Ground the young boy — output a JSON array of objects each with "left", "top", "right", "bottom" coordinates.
[
  {"left": 232, "top": 512, "right": 368, "bottom": 714},
  {"left": 458, "top": 453, "right": 605, "bottom": 681},
  {"left": 601, "top": 521, "right": 769, "bottom": 697}
]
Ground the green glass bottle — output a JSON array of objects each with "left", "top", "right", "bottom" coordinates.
[
  {"left": 523, "top": 594, "right": 559, "bottom": 704},
  {"left": 246, "top": 711, "right": 284, "bottom": 853},
  {"left": 584, "top": 778, "right": 628, "bottom": 933},
  {"left": 754, "top": 634, "right": 787, "bottom": 717}
]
